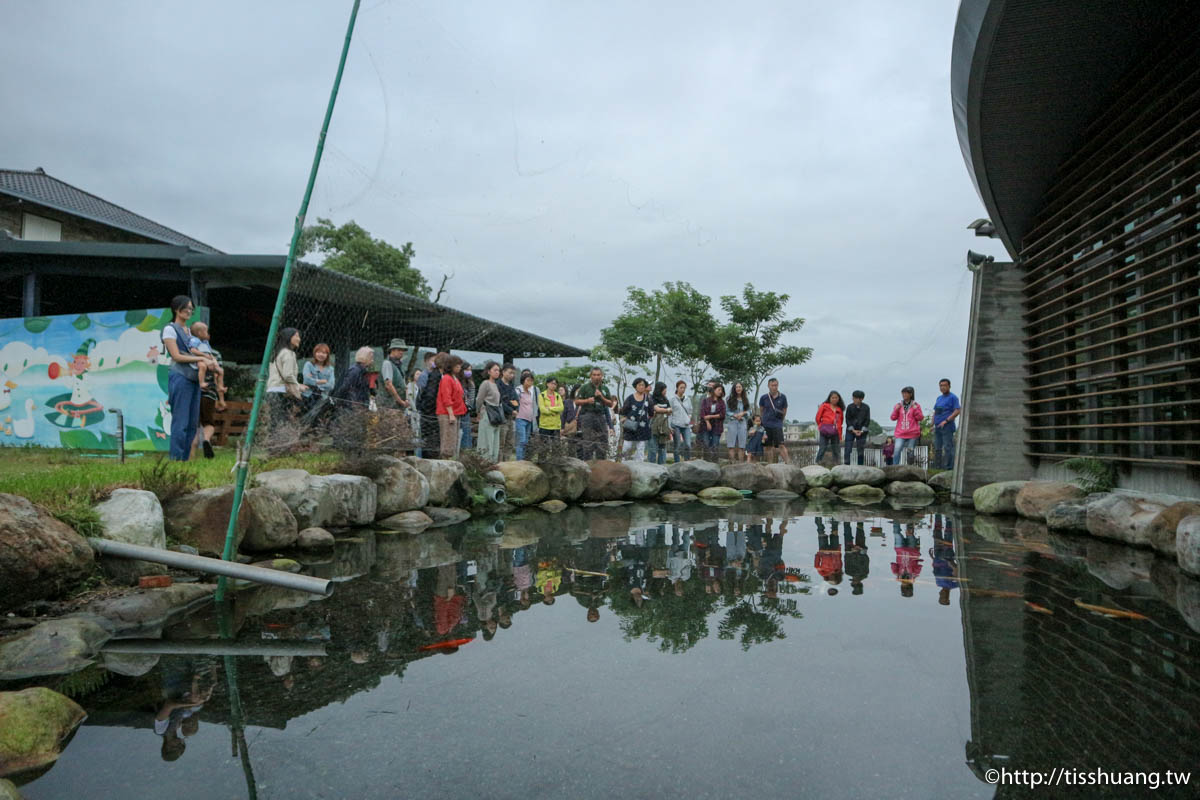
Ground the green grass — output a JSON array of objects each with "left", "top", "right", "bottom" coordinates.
[{"left": 0, "top": 446, "right": 342, "bottom": 512}]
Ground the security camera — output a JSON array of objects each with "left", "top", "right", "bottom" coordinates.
[
  {"left": 966, "top": 250, "right": 994, "bottom": 271},
  {"left": 967, "top": 219, "right": 997, "bottom": 237}
]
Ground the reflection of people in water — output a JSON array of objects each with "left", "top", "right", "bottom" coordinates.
[
  {"left": 473, "top": 542, "right": 501, "bottom": 639},
  {"left": 511, "top": 544, "right": 536, "bottom": 609},
  {"left": 724, "top": 523, "right": 747, "bottom": 596},
  {"left": 698, "top": 525, "right": 725, "bottom": 594},
  {"left": 843, "top": 521, "right": 870, "bottom": 596},
  {"left": 568, "top": 537, "right": 614, "bottom": 622},
  {"left": 433, "top": 563, "right": 467, "bottom": 636},
  {"left": 668, "top": 526, "right": 694, "bottom": 596},
  {"left": 891, "top": 522, "right": 923, "bottom": 598},
  {"left": 618, "top": 535, "right": 649, "bottom": 607},
  {"left": 154, "top": 656, "right": 217, "bottom": 762},
  {"left": 535, "top": 558, "right": 563, "bottom": 605},
  {"left": 814, "top": 517, "right": 843, "bottom": 592},
  {"left": 930, "top": 514, "right": 959, "bottom": 606},
  {"left": 758, "top": 524, "right": 787, "bottom": 599}
]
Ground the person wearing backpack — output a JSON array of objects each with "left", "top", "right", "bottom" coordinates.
[{"left": 417, "top": 351, "right": 446, "bottom": 456}]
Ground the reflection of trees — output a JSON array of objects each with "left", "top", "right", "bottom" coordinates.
[{"left": 718, "top": 603, "right": 787, "bottom": 650}]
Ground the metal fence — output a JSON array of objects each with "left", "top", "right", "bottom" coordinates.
[{"left": 785, "top": 443, "right": 929, "bottom": 469}]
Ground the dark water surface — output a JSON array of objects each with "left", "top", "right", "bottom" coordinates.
[{"left": 17, "top": 501, "right": 1200, "bottom": 799}]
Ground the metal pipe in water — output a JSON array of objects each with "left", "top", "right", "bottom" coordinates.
[
  {"left": 87, "top": 538, "right": 333, "bottom": 596},
  {"left": 102, "top": 639, "right": 326, "bottom": 657}
]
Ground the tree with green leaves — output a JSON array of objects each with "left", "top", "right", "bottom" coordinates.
[
  {"left": 711, "top": 284, "right": 812, "bottom": 399},
  {"left": 600, "top": 282, "right": 720, "bottom": 386},
  {"left": 298, "top": 217, "right": 430, "bottom": 299}
]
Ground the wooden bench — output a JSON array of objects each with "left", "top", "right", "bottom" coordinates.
[{"left": 210, "top": 401, "right": 252, "bottom": 446}]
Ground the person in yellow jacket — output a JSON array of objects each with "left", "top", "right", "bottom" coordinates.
[{"left": 537, "top": 377, "right": 565, "bottom": 439}]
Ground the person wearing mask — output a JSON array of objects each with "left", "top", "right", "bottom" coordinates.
[
  {"left": 619, "top": 377, "right": 653, "bottom": 461},
  {"left": 475, "top": 361, "right": 503, "bottom": 462},
  {"left": 758, "top": 378, "right": 790, "bottom": 464},
  {"left": 576, "top": 367, "right": 616, "bottom": 460},
  {"left": 436, "top": 354, "right": 467, "bottom": 458},
  {"left": 303, "top": 344, "right": 335, "bottom": 398},
  {"left": 647, "top": 381, "right": 672, "bottom": 465},
  {"left": 377, "top": 338, "right": 410, "bottom": 415},
  {"left": 537, "top": 377, "right": 564, "bottom": 440},
  {"left": 814, "top": 390, "right": 845, "bottom": 466},
  {"left": 514, "top": 371, "right": 540, "bottom": 459},
  {"left": 160, "top": 295, "right": 208, "bottom": 461},
  {"left": 932, "top": 378, "right": 961, "bottom": 470},
  {"left": 668, "top": 379, "right": 693, "bottom": 462},
  {"left": 725, "top": 381, "right": 751, "bottom": 463},
  {"left": 699, "top": 384, "right": 726, "bottom": 459},
  {"left": 843, "top": 390, "right": 871, "bottom": 466},
  {"left": 459, "top": 364, "right": 477, "bottom": 451},
  {"left": 890, "top": 386, "right": 924, "bottom": 467},
  {"left": 267, "top": 327, "right": 306, "bottom": 432},
  {"left": 498, "top": 364, "right": 519, "bottom": 458},
  {"left": 417, "top": 352, "right": 446, "bottom": 456}
]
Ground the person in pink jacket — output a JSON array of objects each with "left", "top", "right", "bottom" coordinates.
[{"left": 889, "top": 386, "right": 924, "bottom": 466}]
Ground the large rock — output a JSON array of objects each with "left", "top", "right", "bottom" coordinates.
[
  {"left": 539, "top": 499, "right": 568, "bottom": 513},
  {"left": 496, "top": 462, "right": 550, "bottom": 505},
  {"left": 801, "top": 465, "right": 834, "bottom": 488},
  {"left": 660, "top": 491, "right": 697, "bottom": 505},
  {"left": 766, "top": 463, "right": 808, "bottom": 493},
  {"left": 1086, "top": 493, "right": 1169, "bottom": 548},
  {"left": 378, "top": 510, "right": 434, "bottom": 531},
  {"left": 1014, "top": 481, "right": 1085, "bottom": 522},
  {"left": 626, "top": 462, "right": 670, "bottom": 499},
  {"left": 972, "top": 481, "right": 1029, "bottom": 515},
  {"left": 366, "top": 456, "right": 430, "bottom": 517},
  {"left": 425, "top": 507, "right": 471, "bottom": 528},
  {"left": 1177, "top": 515, "right": 1200, "bottom": 578},
  {"left": 311, "top": 474, "right": 376, "bottom": 527},
  {"left": 838, "top": 484, "right": 885, "bottom": 503},
  {"left": 718, "top": 464, "right": 775, "bottom": 492},
  {"left": 882, "top": 465, "right": 927, "bottom": 483},
  {"left": 540, "top": 457, "right": 591, "bottom": 502},
  {"left": 1150, "top": 502, "right": 1200, "bottom": 558},
  {"left": 0, "top": 779, "right": 22, "bottom": 800},
  {"left": 0, "top": 618, "right": 111, "bottom": 681},
  {"left": 666, "top": 460, "right": 721, "bottom": 492},
  {"left": 698, "top": 486, "right": 743, "bottom": 506},
  {"left": 402, "top": 458, "right": 466, "bottom": 506},
  {"left": 0, "top": 494, "right": 94, "bottom": 614},
  {"left": 0, "top": 688, "right": 86, "bottom": 779},
  {"left": 886, "top": 481, "right": 936, "bottom": 501},
  {"left": 1045, "top": 498, "right": 1090, "bottom": 531},
  {"left": 757, "top": 489, "right": 800, "bottom": 500},
  {"left": 928, "top": 471, "right": 954, "bottom": 491},
  {"left": 585, "top": 461, "right": 633, "bottom": 501},
  {"left": 831, "top": 465, "right": 886, "bottom": 487},
  {"left": 94, "top": 488, "right": 167, "bottom": 584},
  {"left": 1086, "top": 539, "right": 1154, "bottom": 591},
  {"left": 296, "top": 526, "right": 335, "bottom": 549},
  {"left": 76, "top": 583, "right": 215, "bottom": 637},
  {"left": 240, "top": 488, "right": 300, "bottom": 551},
  {"left": 252, "top": 469, "right": 334, "bottom": 529},
  {"left": 806, "top": 487, "right": 837, "bottom": 502}
]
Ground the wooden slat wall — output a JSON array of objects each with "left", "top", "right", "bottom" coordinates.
[{"left": 1019, "top": 22, "right": 1200, "bottom": 467}]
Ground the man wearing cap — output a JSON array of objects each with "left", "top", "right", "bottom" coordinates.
[{"left": 378, "top": 338, "right": 410, "bottom": 412}]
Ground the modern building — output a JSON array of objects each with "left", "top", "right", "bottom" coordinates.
[
  {"left": 950, "top": 0, "right": 1200, "bottom": 500},
  {"left": 0, "top": 168, "right": 587, "bottom": 367}
]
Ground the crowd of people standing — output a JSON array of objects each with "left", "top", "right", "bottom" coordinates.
[{"left": 161, "top": 302, "right": 961, "bottom": 471}]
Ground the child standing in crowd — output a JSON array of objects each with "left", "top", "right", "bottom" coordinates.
[
  {"left": 746, "top": 415, "right": 765, "bottom": 461},
  {"left": 890, "top": 386, "right": 924, "bottom": 467},
  {"left": 814, "top": 390, "right": 844, "bottom": 466},
  {"left": 882, "top": 436, "right": 895, "bottom": 465}
]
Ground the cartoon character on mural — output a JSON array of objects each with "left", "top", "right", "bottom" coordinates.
[{"left": 44, "top": 337, "right": 107, "bottom": 428}]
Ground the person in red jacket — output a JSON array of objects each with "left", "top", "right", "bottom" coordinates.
[
  {"left": 436, "top": 354, "right": 467, "bottom": 458},
  {"left": 814, "top": 390, "right": 845, "bottom": 466}
]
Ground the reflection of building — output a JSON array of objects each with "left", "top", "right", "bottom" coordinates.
[
  {"left": 950, "top": 2, "right": 1200, "bottom": 501},
  {"left": 0, "top": 168, "right": 586, "bottom": 367}
]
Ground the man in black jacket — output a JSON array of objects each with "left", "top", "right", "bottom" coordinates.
[
  {"left": 417, "top": 352, "right": 445, "bottom": 456},
  {"left": 843, "top": 390, "right": 871, "bottom": 466}
]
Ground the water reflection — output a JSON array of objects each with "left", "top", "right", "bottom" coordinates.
[{"left": 15, "top": 502, "right": 1200, "bottom": 799}]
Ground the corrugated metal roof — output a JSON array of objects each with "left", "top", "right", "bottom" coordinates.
[{"left": 0, "top": 168, "right": 221, "bottom": 254}]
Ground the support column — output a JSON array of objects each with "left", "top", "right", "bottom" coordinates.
[
  {"left": 952, "top": 261, "right": 1033, "bottom": 505},
  {"left": 22, "top": 272, "right": 40, "bottom": 317}
]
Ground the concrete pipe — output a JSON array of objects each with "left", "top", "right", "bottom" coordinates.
[
  {"left": 88, "top": 538, "right": 333, "bottom": 596},
  {"left": 483, "top": 484, "right": 507, "bottom": 504},
  {"left": 102, "top": 639, "right": 327, "bottom": 657}
]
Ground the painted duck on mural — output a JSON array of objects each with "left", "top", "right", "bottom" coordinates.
[{"left": 44, "top": 338, "right": 106, "bottom": 428}]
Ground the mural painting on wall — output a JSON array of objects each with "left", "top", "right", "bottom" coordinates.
[{"left": 0, "top": 308, "right": 180, "bottom": 450}]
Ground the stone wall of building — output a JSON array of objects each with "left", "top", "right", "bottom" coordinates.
[
  {"left": 0, "top": 198, "right": 157, "bottom": 245},
  {"left": 952, "top": 261, "right": 1032, "bottom": 505}
]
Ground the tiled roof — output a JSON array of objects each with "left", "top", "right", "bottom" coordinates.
[{"left": 0, "top": 168, "right": 221, "bottom": 254}]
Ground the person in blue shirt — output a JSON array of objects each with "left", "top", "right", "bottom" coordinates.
[
  {"left": 932, "top": 379, "right": 961, "bottom": 470},
  {"left": 757, "top": 378, "right": 790, "bottom": 464}
]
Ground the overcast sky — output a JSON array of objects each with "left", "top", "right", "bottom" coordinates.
[{"left": 2, "top": 0, "right": 1009, "bottom": 419}]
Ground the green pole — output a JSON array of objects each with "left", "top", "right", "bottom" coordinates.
[{"left": 216, "top": 0, "right": 362, "bottom": 601}]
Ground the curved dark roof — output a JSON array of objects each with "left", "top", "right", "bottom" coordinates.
[
  {"left": 0, "top": 168, "right": 221, "bottom": 254},
  {"left": 951, "top": 0, "right": 1188, "bottom": 258}
]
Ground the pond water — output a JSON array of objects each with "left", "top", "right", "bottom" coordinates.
[{"left": 15, "top": 502, "right": 1200, "bottom": 799}]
